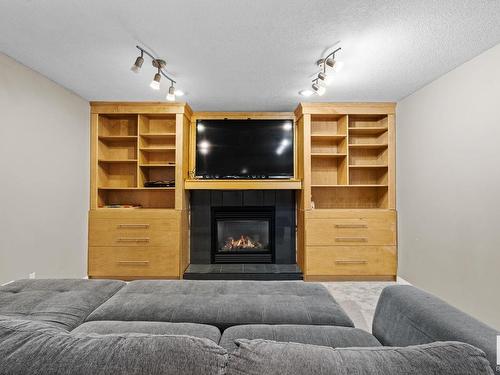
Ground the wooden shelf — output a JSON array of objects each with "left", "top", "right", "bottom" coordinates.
[
  {"left": 140, "top": 147, "right": 176, "bottom": 152},
  {"left": 98, "top": 159, "right": 137, "bottom": 163},
  {"left": 311, "top": 184, "right": 388, "bottom": 188},
  {"left": 311, "top": 153, "right": 347, "bottom": 158},
  {"left": 141, "top": 133, "right": 176, "bottom": 139},
  {"left": 348, "top": 127, "right": 388, "bottom": 135},
  {"left": 349, "top": 164, "right": 388, "bottom": 168},
  {"left": 98, "top": 135, "right": 137, "bottom": 142},
  {"left": 98, "top": 187, "right": 175, "bottom": 190},
  {"left": 139, "top": 164, "right": 176, "bottom": 167},
  {"left": 311, "top": 134, "right": 346, "bottom": 140},
  {"left": 184, "top": 179, "right": 302, "bottom": 190},
  {"left": 349, "top": 144, "right": 388, "bottom": 149}
]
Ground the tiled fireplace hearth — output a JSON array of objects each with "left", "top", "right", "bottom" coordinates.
[{"left": 185, "top": 190, "right": 301, "bottom": 280}]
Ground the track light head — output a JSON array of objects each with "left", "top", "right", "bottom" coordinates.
[
  {"left": 150, "top": 72, "right": 161, "bottom": 90},
  {"left": 318, "top": 72, "right": 327, "bottom": 81},
  {"left": 166, "top": 84, "right": 176, "bottom": 101},
  {"left": 325, "top": 57, "right": 336, "bottom": 68},
  {"left": 131, "top": 54, "right": 144, "bottom": 73},
  {"left": 312, "top": 82, "right": 325, "bottom": 96}
]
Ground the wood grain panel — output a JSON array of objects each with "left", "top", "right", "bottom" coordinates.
[
  {"left": 88, "top": 246, "right": 179, "bottom": 278},
  {"left": 306, "top": 246, "right": 396, "bottom": 276},
  {"left": 305, "top": 210, "right": 396, "bottom": 246},
  {"left": 89, "top": 218, "right": 178, "bottom": 247}
]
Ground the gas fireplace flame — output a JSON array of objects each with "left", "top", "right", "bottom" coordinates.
[{"left": 223, "top": 235, "right": 263, "bottom": 250}]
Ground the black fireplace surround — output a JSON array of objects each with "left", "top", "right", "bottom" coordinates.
[
  {"left": 212, "top": 206, "right": 275, "bottom": 263},
  {"left": 190, "top": 190, "right": 296, "bottom": 265}
]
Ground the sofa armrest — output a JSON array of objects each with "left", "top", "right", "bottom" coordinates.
[{"left": 372, "top": 285, "right": 499, "bottom": 373}]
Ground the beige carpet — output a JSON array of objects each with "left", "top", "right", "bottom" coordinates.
[{"left": 322, "top": 281, "right": 407, "bottom": 332}]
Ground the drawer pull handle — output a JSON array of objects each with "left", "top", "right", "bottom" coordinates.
[
  {"left": 335, "top": 237, "right": 368, "bottom": 242},
  {"left": 335, "top": 224, "right": 368, "bottom": 229},
  {"left": 117, "top": 238, "right": 150, "bottom": 242},
  {"left": 117, "top": 224, "right": 150, "bottom": 229},
  {"left": 335, "top": 260, "right": 368, "bottom": 265},
  {"left": 117, "top": 261, "right": 149, "bottom": 265}
]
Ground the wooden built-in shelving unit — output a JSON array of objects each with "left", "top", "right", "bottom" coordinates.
[
  {"left": 89, "top": 102, "right": 192, "bottom": 280},
  {"left": 88, "top": 102, "right": 397, "bottom": 282},
  {"left": 295, "top": 103, "right": 397, "bottom": 281}
]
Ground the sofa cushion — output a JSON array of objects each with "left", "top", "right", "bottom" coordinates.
[
  {"left": 72, "top": 321, "right": 221, "bottom": 343},
  {"left": 219, "top": 324, "right": 381, "bottom": 352},
  {"left": 0, "top": 317, "right": 228, "bottom": 375},
  {"left": 0, "top": 279, "right": 125, "bottom": 330},
  {"left": 372, "top": 285, "right": 500, "bottom": 373},
  {"left": 226, "top": 339, "right": 494, "bottom": 375},
  {"left": 86, "top": 280, "right": 353, "bottom": 330}
]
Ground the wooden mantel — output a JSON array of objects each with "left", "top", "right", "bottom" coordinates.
[{"left": 184, "top": 179, "right": 302, "bottom": 190}]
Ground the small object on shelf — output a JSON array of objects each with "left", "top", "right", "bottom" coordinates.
[
  {"left": 311, "top": 201, "right": 315, "bottom": 209},
  {"left": 101, "top": 204, "right": 142, "bottom": 209},
  {"left": 144, "top": 180, "right": 175, "bottom": 188}
]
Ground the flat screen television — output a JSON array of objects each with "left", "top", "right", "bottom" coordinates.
[{"left": 195, "top": 119, "right": 294, "bottom": 179}]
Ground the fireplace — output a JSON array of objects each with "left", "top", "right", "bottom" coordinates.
[{"left": 212, "top": 207, "right": 275, "bottom": 263}]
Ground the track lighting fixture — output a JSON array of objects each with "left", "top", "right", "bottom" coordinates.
[
  {"left": 312, "top": 81, "right": 326, "bottom": 96},
  {"left": 325, "top": 57, "right": 336, "bottom": 68},
  {"left": 131, "top": 45, "right": 185, "bottom": 100},
  {"left": 166, "top": 83, "right": 175, "bottom": 101},
  {"left": 150, "top": 69, "right": 161, "bottom": 90},
  {"left": 130, "top": 51, "right": 144, "bottom": 73},
  {"left": 299, "top": 47, "right": 343, "bottom": 97}
]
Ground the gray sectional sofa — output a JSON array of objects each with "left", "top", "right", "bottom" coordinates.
[{"left": 0, "top": 279, "right": 498, "bottom": 374}]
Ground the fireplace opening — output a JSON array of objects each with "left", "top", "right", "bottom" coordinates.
[{"left": 212, "top": 207, "right": 275, "bottom": 263}]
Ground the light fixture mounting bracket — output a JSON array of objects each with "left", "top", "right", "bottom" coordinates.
[{"left": 152, "top": 59, "right": 167, "bottom": 69}]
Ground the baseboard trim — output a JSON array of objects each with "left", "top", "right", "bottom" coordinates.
[
  {"left": 396, "top": 276, "right": 412, "bottom": 285},
  {"left": 304, "top": 275, "right": 397, "bottom": 282},
  {"left": 88, "top": 276, "right": 181, "bottom": 281}
]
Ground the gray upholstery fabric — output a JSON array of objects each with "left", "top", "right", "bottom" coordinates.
[
  {"left": 219, "top": 324, "right": 380, "bottom": 352},
  {"left": 226, "top": 339, "right": 494, "bottom": 375},
  {"left": 86, "top": 280, "right": 353, "bottom": 330},
  {"left": 0, "top": 279, "right": 124, "bottom": 330},
  {"left": 0, "top": 317, "right": 227, "bottom": 375},
  {"left": 372, "top": 285, "right": 500, "bottom": 373},
  {"left": 72, "top": 320, "right": 221, "bottom": 343}
]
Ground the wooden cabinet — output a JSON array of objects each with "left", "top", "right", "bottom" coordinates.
[
  {"left": 303, "top": 209, "right": 397, "bottom": 279},
  {"left": 295, "top": 103, "right": 397, "bottom": 281},
  {"left": 305, "top": 210, "right": 396, "bottom": 246},
  {"left": 88, "top": 209, "right": 183, "bottom": 279},
  {"left": 88, "top": 246, "right": 179, "bottom": 278},
  {"left": 88, "top": 102, "right": 192, "bottom": 280},
  {"left": 306, "top": 246, "right": 397, "bottom": 276}
]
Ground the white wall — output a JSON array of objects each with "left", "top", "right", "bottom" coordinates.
[
  {"left": 397, "top": 43, "right": 500, "bottom": 329},
  {"left": 0, "top": 53, "right": 89, "bottom": 284}
]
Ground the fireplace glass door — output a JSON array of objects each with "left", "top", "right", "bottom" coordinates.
[
  {"left": 212, "top": 207, "right": 274, "bottom": 263},
  {"left": 217, "top": 220, "right": 269, "bottom": 252}
]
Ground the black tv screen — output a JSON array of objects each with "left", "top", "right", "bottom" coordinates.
[{"left": 195, "top": 119, "right": 294, "bottom": 179}]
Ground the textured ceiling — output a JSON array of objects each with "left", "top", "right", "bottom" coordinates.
[{"left": 1, "top": 0, "right": 500, "bottom": 111}]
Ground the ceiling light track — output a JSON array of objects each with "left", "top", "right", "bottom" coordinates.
[
  {"left": 300, "top": 47, "right": 343, "bottom": 97},
  {"left": 131, "top": 45, "right": 184, "bottom": 101}
]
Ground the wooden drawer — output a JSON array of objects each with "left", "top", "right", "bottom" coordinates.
[
  {"left": 305, "top": 210, "right": 396, "bottom": 246},
  {"left": 88, "top": 246, "right": 179, "bottom": 277},
  {"left": 306, "top": 246, "right": 397, "bottom": 276},
  {"left": 89, "top": 218, "right": 178, "bottom": 247}
]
